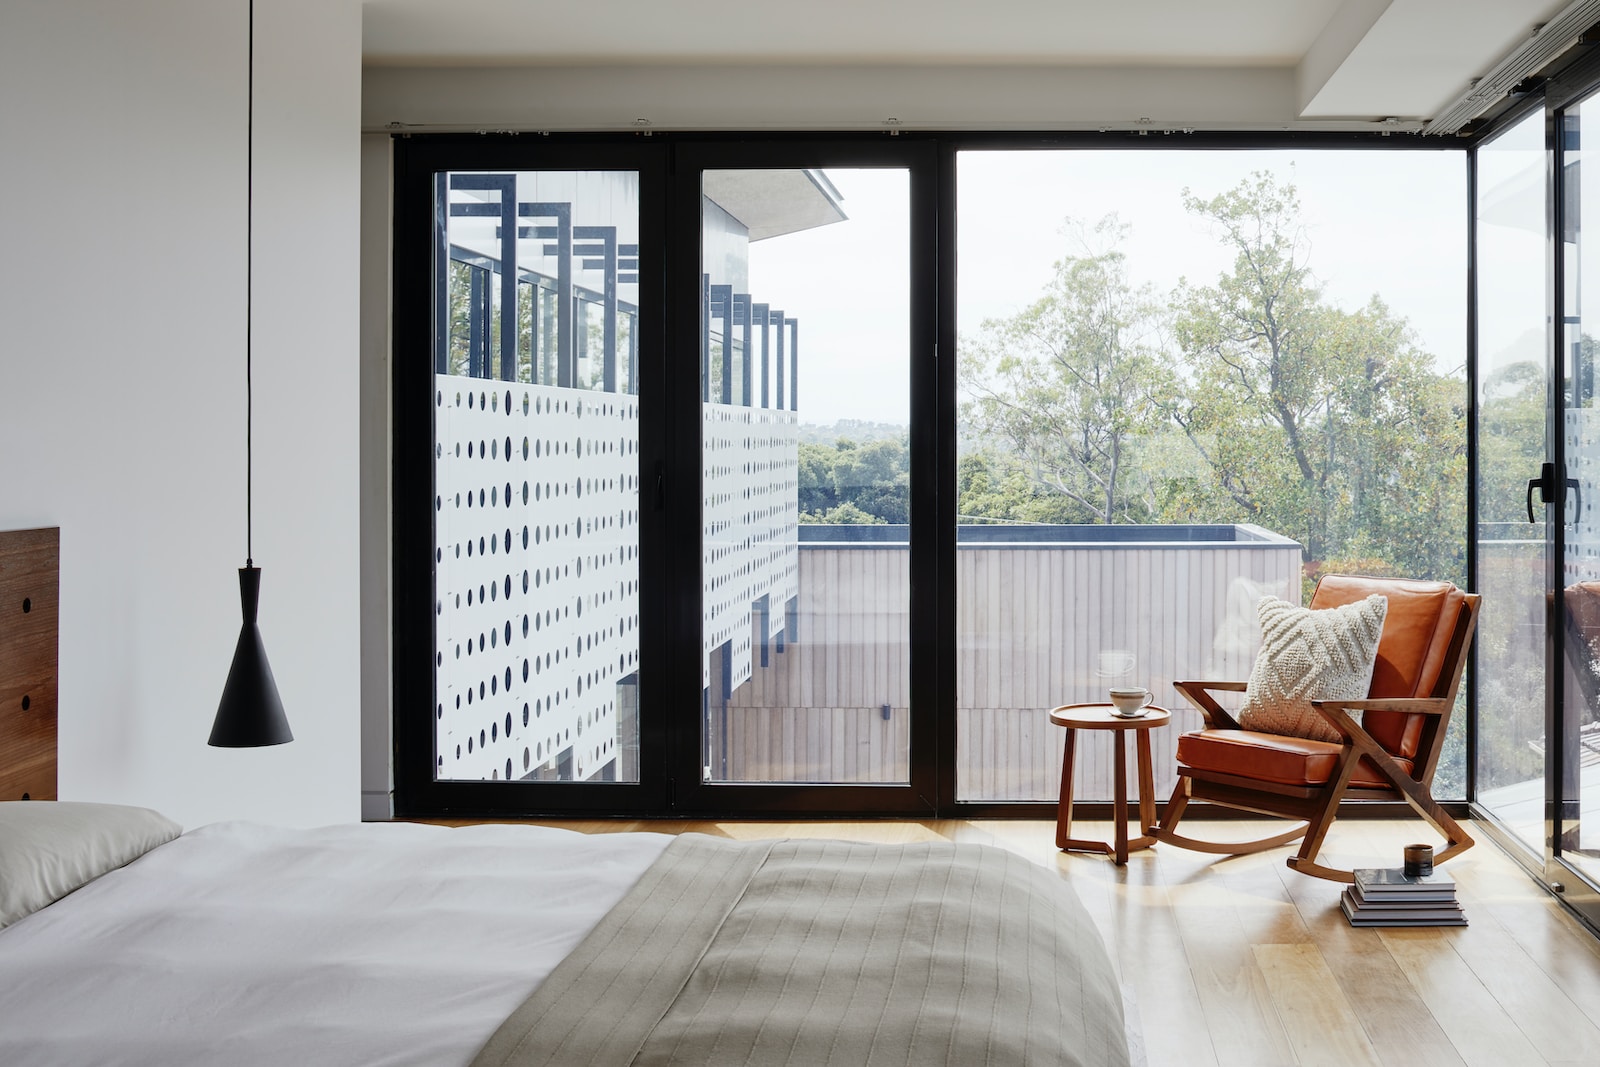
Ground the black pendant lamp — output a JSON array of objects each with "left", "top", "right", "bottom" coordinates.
[{"left": 210, "top": 0, "right": 292, "bottom": 748}]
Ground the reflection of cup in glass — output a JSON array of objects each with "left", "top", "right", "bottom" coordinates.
[
  {"left": 1097, "top": 649, "right": 1136, "bottom": 677},
  {"left": 1108, "top": 687, "right": 1153, "bottom": 717}
]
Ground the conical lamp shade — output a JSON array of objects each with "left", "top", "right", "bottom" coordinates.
[{"left": 209, "top": 566, "right": 292, "bottom": 747}]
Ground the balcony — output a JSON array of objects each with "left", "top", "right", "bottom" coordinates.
[{"left": 713, "top": 522, "right": 1303, "bottom": 800}]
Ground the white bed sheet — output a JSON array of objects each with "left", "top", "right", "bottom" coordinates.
[{"left": 0, "top": 821, "right": 672, "bottom": 1067}]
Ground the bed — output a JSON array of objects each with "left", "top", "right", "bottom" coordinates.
[{"left": 0, "top": 530, "right": 1130, "bottom": 1066}]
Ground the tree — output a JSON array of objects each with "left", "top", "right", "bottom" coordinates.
[
  {"left": 1470, "top": 354, "right": 1552, "bottom": 800},
  {"left": 446, "top": 262, "right": 539, "bottom": 383},
  {"left": 1477, "top": 357, "right": 1546, "bottom": 524},
  {"left": 798, "top": 437, "right": 909, "bottom": 523},
  {"left": 1168, "top": 174, "right": 1465, "bottom": 583},
  {"left": 963, "top": 217, "right": 1178, "bottom": 524},
  {"left": 956, "top": 450, "right": 1083, "bottom": 524}
]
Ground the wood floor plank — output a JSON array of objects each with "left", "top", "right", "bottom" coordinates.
[
  {"left": 1274, "top": 851, "right": 1466, "bottom": 1067},
  {"left": 1430, "top": 881, "right": 1600, "bottom": 1061},
  {"left": 1254, "top": 943, "right": 1383, "bottom": 1067},
  {"left": 1445, "top": 844, "right": 1600, "bottom": 1035},
  {"left": 1160, "top": 846, "right": 1298, "bottom": 1066},
  {"left": 1379, "top": 927, "right": 1546, "bottom": 1067},
  {"left": 1107, "top": 850, "right": 1221, "bottom": 1067}
]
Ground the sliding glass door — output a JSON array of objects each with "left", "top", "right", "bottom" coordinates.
[
  {"left": 1474, "top": 80, "right": 1600, "bottom": 928},
  {"left": 1554, "top": 90, "right": 1600, "bottom": 912},
  {"left": 434, "top": 169, "right": 643, "bottom": 786},
  {"left": 697, "top": 167, "right": 911, "bottom": 786},
  {"left": 394, "top": 137, "right": 936, "bottom": 815},
  {"left": 1474, "top": 107, "right": 1550, "bottom": 856},
  {"left": 673, "top": 143, "right": 938, "bottom": 812},
  {"left": 955, "top": 147, "right": 1467, "bottom": 806},
  {"left": 393, "top": 141, "right": 669, "bottom": 814}
]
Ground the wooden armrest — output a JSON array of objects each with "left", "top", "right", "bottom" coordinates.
[
  {"left": 1309, "top": 697, "right": 1452, "bottom": 716},
  {"left": 1306, "top": 700, "right": 1451, "bottom": 761},
  {"left": 1176, "top": 680, "right": 1247, "bottom": 693},
  {"left": 1172, "top": 680, "right": 1246, "bottom": 730}
]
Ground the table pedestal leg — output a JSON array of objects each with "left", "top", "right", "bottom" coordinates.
[
  {"left": 1055, "top": 728, "right": 1077, "bottom": 850},
  {"left": 1113, "top": 731, "right": 1129, "bottom": 864},
  {"left": 1137, "top": 727, "right": 1156, "bottom": 834}
]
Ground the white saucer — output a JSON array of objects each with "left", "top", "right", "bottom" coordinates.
[{"left": 1110, "top": 708, "right": 1149, "bottom": 718}]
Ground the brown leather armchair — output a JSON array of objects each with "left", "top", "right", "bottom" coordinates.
[{"left": 1151, "top": 575, "right": 1481, "bottom": 882}]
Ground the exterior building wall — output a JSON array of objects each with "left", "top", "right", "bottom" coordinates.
[
  {"left": 434, "top": 377, "right": 641, "bottom": 781},
  {"left": 702, "top": 403, "right": 800, "bottom": 692},
  {"left": 719, "top": 530, "right": 1303, "bottom": 799}
]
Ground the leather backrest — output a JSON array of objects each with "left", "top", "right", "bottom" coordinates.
[{"left": 1309, "top": 574, "right": 1467, "bottom": 759}]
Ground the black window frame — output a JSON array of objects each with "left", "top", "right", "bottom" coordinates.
[{"left": 393, "top": 129, "right": 1477, "bottom": 821}]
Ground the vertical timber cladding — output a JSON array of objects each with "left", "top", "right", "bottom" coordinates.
[{"left": 435, "top": 380, "right": 641, "bottom": 782}]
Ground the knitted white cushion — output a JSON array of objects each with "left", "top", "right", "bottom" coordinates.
[{"left": 1238, "top": 594, "right": 1388, "bottom": 743}]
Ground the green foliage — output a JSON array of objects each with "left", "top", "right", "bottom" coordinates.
[
  {"left": 957, "top": 451, "right": 1084, "bottom": 524},
  {"left": 1168, "top": 176, "right": 1465, "bottom": 583},
  {"left": 448, "top": 261, "right": 536, "bottom": 384},
  {"left": 962, "top": 217, "right": 1179, "bottom": 524},
  {"left": 446, "top": 261, "right": 489, "bottom": 377},
  {"left": 799, "top": 437, "right": 909, "bottom": 524},
  {"left": 1477, "top": 359, "right": 1546, "bottom": 524},
  {"left": 808, "top": 502, "right": 887, "bottom": 525},
  {"left": 959, "top": 174, "right": 1467, "bottom": 588}
]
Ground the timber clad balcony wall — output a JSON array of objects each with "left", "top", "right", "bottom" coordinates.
[{"left": 717, "top": 525, "right": 1303, "bottom": 801}]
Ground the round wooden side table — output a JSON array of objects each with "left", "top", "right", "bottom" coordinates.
[{"left": 1048, "top": 703, "right": 1172, "bottom": 864}]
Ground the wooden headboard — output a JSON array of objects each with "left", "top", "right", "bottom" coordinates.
[{"left": 0, "top": 528, "right": 59, "bottom": 800}]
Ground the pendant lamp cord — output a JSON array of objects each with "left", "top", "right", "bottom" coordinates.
[{"left": 246, "top": 0, "right": 254, "bottom": 568}]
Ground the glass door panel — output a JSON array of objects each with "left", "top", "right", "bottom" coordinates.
[
  {"left": 1561, "top": 96, "right": 1600, "bottom": 880},
  {"left": 699, "top": 168, "right": 911, "bottom": 784},
  {"left": 434, "top": 170, "right": 642, "bottom": 784},
  {"left": 1474, "top": 109, "right": 1551, "bottom": 853},
  {"left": 955, "top": 149, "right": 1466, "bottom": 803}
]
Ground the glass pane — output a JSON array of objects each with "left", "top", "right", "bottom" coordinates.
[
  {"left": 1563, "top": 97, "right": 1600, "bottom": 876},
  {"left": 1474, "top": 109, "right": 1549, "bottom": 850},
  {"left": 956, "top": 150, "right": 1467, "bottom": 801},
  {"left": 700, "top": 168, "right": 911, "bottom": 784},
  {"left": 434, "top": 171, "right": 641, "bottom": 783}
]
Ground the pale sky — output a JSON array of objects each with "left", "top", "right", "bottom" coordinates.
[{"left": 746, "top": 149, "right": 1468, "bottom": 427}]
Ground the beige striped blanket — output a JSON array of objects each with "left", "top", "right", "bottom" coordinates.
[{"left": 472, "top": 834, "right": 1129, "bottom": 1067}]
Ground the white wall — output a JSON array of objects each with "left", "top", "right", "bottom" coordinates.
[
  {"left": 0, "top": 0, "right": 363, "bottom": 828},
  {"left": 360, "top": 133, "right": 393, "bottom": 820}
]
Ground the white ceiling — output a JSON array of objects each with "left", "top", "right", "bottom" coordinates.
[
  {"left": 361, "top": 0, "right": 1575, "bottom": 128},
  {"left": 363, "top": 0, "right": 1346, "bottom": 68}
]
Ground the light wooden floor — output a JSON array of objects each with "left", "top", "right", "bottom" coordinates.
[{"left": 505, "top": 817, "right": 1600, "bottom": 1067}]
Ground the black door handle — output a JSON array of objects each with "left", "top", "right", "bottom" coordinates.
[
  {"left": 1529, "top": 462, "right": 1556, "bottom": 522},
  {"left": 1568, "top": 478, "right": 1583, "bottom": 526}
]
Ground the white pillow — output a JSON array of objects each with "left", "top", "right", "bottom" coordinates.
[
  {"left": 1238, "top": 594, "right": 1388, "bottom": 743},
  {"left": 0, "top": 801, "right": 182, "bottom": 928}
]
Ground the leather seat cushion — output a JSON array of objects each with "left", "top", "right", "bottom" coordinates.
[{"left": 1177, "top": 728, "right": 1412, "bottom": 790}]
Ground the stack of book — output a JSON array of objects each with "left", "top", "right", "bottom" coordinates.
[{"left": 1340, "top": 867, "right": 1466, "bottom": 927}]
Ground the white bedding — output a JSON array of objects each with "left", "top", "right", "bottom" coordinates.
[{"left": 0, "top": 821, "right": 671, "bottom": 1067}]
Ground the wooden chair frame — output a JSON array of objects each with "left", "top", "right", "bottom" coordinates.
[{"left": 1151, "top": 589, "right": 1481, "bottom": 883}]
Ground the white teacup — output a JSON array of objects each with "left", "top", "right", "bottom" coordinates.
[{"left": 1108, "top": 687, "right": 1153, "bottom": 717}]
